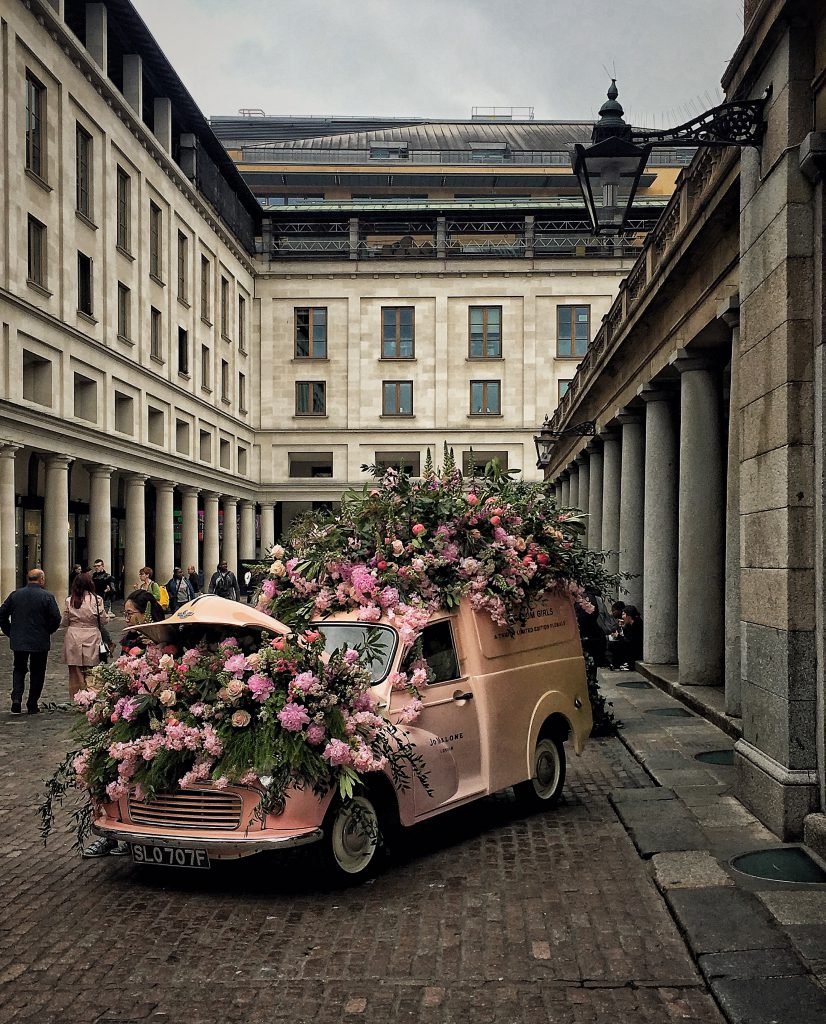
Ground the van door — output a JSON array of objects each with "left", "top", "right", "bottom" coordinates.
[{"left": 392, "top": 619, "right": 484, "bottom": 816}]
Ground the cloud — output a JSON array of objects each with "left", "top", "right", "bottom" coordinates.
[{"left": 134, "top": 0, "right": 742, "bottom": 124}]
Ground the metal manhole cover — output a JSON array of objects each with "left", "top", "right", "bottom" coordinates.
[
  {"left": 695, "top": 749, "right": 735, "bottom": 766},
  {"left": 616, "top": 681, "right": 653, "bottom": 689},
  {"left": 645, "top": 707, "right": 694, "bottom": 718},
  {"left": 731, "top": 848, "right": 826, "bottom": 884}
]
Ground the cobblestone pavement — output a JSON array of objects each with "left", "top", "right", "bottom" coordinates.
[{"left": 0, "top": 631, "right": 725, "bottom": 1024}]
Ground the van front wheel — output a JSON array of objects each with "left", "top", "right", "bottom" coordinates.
[
  {"left": 320, "top": 794, "right": 383, "bottom": 883},
  {"left": 515, "top": 735, "right": 566, "bottom": 810}
]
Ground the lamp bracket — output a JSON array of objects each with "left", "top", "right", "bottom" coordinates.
[
  {"left": 538, "top": 418, "right": 597, "bottom": 439},
  {"left": 631, "top": 97, "right": 767, "bottom": 149}
]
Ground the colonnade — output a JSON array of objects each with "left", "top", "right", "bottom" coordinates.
[
  {"left": 552, "top": 349, "right": 732, "bottom": 696},
  {"left": 0, "top": 449, "right": 276, "bottom": 600}
]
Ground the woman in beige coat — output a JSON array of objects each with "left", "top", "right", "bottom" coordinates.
[{"left": 61, "top": 572, "right": 109, "bottom": 699}]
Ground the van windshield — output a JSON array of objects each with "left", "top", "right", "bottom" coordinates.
[{"left": 317, "top": 623, "right": 397, "bottom": 683}]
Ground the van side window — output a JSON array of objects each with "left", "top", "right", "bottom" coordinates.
[{"left": 419, "top": 621, "right": 460, "bottom": 683}]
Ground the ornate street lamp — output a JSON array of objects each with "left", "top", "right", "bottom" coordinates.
[
  {"left": 572, "top": 80, "right": 767, "bottom": 235},
  {"left": 534, "top": 416, "right": 596, "bottom": 469}
]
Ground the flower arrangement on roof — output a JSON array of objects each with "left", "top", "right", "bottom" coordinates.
[
  {"left": 256, "top": 447, "right": 616, "bottom": 634},
  {"left": 41, "top": 449, "right": 617, "bottom": 846}
]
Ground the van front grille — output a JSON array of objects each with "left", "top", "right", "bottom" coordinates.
[{"left": 128, "top": 789, "right": 243, "bottom": 831}]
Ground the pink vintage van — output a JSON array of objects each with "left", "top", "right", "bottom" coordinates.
[{"left": 90, "top": 592, "right": 592, "bottom": 880}]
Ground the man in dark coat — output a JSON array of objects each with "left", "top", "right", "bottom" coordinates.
[
  {"left": 208, "top": 561, "right": 240, "bottom": 601},
  {"left": 0, "top": 569, "right": 62, "bottom": 714}
]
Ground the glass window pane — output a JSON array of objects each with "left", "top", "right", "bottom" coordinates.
[
  {"left": 296, "top": 383, "right": 308, "bottom": 413},
  {"left": 557, "top": 336, "right": 572, "bottom": 357},
  {"left": 399, "top": 382, "right": 412, "bottom": 414},
  {"left": 574, "top": 336, "right": 588, "bottom": 357},
  {"left": 399, "top": 338, "right": 413, "bottom": 358},
  {"left": 383, "top": 382, "right": 396, "bottom": 414},
  {"left": 470, "top": 382, "right": 483, "bottom": 414},
  {"left": 312, "top": 382, "right": 326, "bottom": 413},
  {"left": 558, "top": 306, "right": 572, "bottom": 339},
  {"left": 470, "top": 307, "right": 483, "bottom": 328},
  {"left": 296, "top": 310, "right": 309, "bottom": 357},
  {"left": 488, "top": 382, "right": 501, "bottom": 414}
]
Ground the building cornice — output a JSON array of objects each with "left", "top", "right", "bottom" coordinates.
[{"left": 24, "top": 0, "right": 257, "bottom": 275}]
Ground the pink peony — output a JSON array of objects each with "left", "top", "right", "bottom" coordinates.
[
  {"left": 306, "top": 724, "right": 327, "bottom": 746},
  {"left": 322, "top": 738, "right": 353, "bottom": 767},
  {"left": 278, "top": 703, "right": 310, "bottom": 732},
  {"left": 223, "top": 653, "right": 247, "bottom": 676},
  {"left": 248, "top": 674, "right": 274, "bottom": 702}
]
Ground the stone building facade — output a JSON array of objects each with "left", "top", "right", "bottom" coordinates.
[
  {"left": 1, "top": 1, "right": 687, "bottom": 584},
  {"left": 543, "top": 0, "right": 826, "bottom": 855}
]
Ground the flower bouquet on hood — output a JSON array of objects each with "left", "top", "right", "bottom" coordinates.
[{"left": 40, "top": 624, "right": 428, "bottom": 845}]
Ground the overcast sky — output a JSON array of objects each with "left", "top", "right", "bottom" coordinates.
[{"left": 133, "top": 0, "right": 744, "bottom": 126}]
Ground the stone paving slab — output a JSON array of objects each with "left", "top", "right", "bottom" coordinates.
[
  {"left": 698, "top": 948, "right": 806, "bottom": 981},
  {"left": 610, "top": 793, "right": 708, "bottom": 857},
  {"left": 0, "top": 639, "right": 725, "bottom": 1024},
  {"left": 666, "top": 887, "right": 791, "bottom": 955},
  {"left": 711, "top": 976, "right": 826, "bottom": 1024},
  {"left": 651, "top": 851, "right": 735, "bottom": 890}
]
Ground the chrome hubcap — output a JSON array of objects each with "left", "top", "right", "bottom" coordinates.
[
  {"left": 532, "top": 740, "right": 560, "bottom": 798},
  {"left": 331, "top": 796, "right": 378, "bottom": 874}
]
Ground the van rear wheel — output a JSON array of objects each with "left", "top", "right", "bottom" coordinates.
[
  {"left": 515, "top": 735, "right": 566, "bottom": 810},
  {"left": 320, "top": 794, "right": 383, "bottom": 883}
]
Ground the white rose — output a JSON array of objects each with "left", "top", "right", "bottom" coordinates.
[
  {"left": 270, "top": 560, "right": 287, "bottom": 578},
  {"left": 159, "top": 689, "right": 176, "bottom": 707},
  {"left": 271, "top": 544, "right": 285, "bottom": 560}
]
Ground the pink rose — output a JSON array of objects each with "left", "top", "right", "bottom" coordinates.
[
  {"left": 466, "top": 493, "right": 479, "bottom": 506},
  {"left": 412, "top": 523, "right": 426, "bottom": 537}
]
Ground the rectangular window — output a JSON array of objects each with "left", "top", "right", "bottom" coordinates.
[
  {"left": 117, "top": 282, "right": 131, "bottom": 339},
  {"left": 25, "top": 72, "right": 45, "bottom": 178},
  {"left": 238, "top": 295, "right": 247, "bottom": 352},
  {"left": 177, "top": 231, "right": 188, "bottom": 301},
  {"left": 220, "top": 277, "right": 230, "bottom": 337},
  {"left": 75, "top": 123, "right": 92, "bottom": 218},
  {"left": 150, "top": 307, "right": 162, "bottom": 359},
  {"left": 201, "top": 345, "right": 211, "bottom": 389},
  {"left": 178, "top": 327, "right": 189, "bottom": 375},
  {"left": 557, "top": 305, "right": 590, "bottom": 357},
  {"left": 382, "top": 307, "right": 415, "bottom": 358},
  {"left": 238, "top": 371, "right": 246, "bottom": 411},
  {"left": 469, "top": 306, "right": 501, "bottom": 359},
  {"left": 558, "top": 379, "right": 571, "bottom": 401},
  {"left": 116, "top": 167, "right": 130, "bottom": 251},
  {"left": 295, "top": 381, "right": 326, "bottom": 416},
  {"left": 149, "top": 202, "right": 162, "bottom": 280},
  {"left": 77, "top": 251, "right": 93, "bottom": 316},
  {"left": 220, "top": 359, "right": 229, "bottom": 400},
  {"left": 295, "top": 307, "right": 327, "bottom": 358},
  {"left": 27, "top": 216, "right": 46, "bottom": 287},
  {"left": 200, "top": 255, "right": 211, "bottom": 321},
  {"left": 470, "top": 380, "right": 501, "bottom": 416},
  {"left": 382, "top": 380, "right": 413, "bottom": 416}
]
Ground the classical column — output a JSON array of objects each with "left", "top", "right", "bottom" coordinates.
[
  {"left": 43, "top": 455, "right": 72, "bottom": 598},
  {"left": 720, "top": 300, "right": 742, "bottom": 715},
  {"left": 202, "top": 492, "right": 220, "bottom": 578},
  {"left": 123, "top": 474, "right": 147, "bottom": 593},
  {"left": 222, "top": 496, "right": 239, "bottom": 575},
  {"left": 618, "top": 411, "right": 645, "bottom": 609},
  {"left": 560, "top": 472, "right": 571, "bottom": 507},
  {"left": 153, "top": 480, "right": 175, "bottom": 582},
  {"left": 600, "top": 430, "right": 621, "bottom": 577},
  {"left": 568, "top": 462, "right": 580, "bottom": 510},
  {"left": 575, "top": 453, "right": 590, "bottom": 544},
  {"left": 640, "top": 386, "right": 678, "bottom": 664},
  {"left": 259, "top": 502, "right": 275, "bottom": 557},
  {"left": 0, "top": 444, "right": 21, "bottom": 597},
  {"left": 239, "top": 499, "right": 255, "bottom": 560},
  {"left": 86, "top": 464, "right": 114, "bottom": 573},
  {"left": 180, "top": 486, "right": 200, "bottom": 576},
  {"left": 586, "top": 442, "right": 603, "bottom": 551},
  {"left": 675, "top": 354, "right": 725, "bottom": 685}
]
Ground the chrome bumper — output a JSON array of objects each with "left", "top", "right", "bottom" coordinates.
[{"left": 92, "top": 823, "right": 323, "bottom": 858}]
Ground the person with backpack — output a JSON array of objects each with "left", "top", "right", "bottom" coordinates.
[
  {"left": 135, "top": 566, "right": 169, "bottom": 613},
  {"left": 209, "top": 561, "right": 240, "bottom": 601},
  {"left": 165, "top": 567, "right": 195, "bottom": 612}
]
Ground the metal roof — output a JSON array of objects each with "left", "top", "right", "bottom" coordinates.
[{"left": 210, "top": 117, "right": 595, "bottom": 153}]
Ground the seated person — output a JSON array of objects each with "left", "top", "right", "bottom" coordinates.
[{"left": 609, "top": 605, "right": 644, "bottom": 670}]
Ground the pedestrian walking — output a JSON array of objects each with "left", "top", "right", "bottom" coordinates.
[
  {"left": 0, "top": 568, "right": 62, "bottom": 714},
  {"left": 61, "top": 572, "right": 110, "bottom": 700},
  {"left": 165, "top": 567, "right": 195, "bottom": 611},
  {"left": 187, "top": 564, "right": 202, "bottom": 596},
  {"left": 208, "top": 561, "right": 240, "bottom": 601},
  {"left": 90, "top": 559, "right": 116, "bottom": 615}
]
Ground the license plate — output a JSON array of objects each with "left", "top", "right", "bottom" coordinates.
[{"left": 131, "top": 844, "right": 210, "bottom": 869}]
